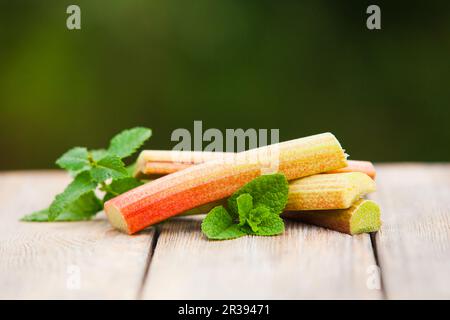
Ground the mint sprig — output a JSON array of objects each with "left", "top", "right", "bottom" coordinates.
[
  {"left": 21, "top": 127, "right": 152, "bottom": 222},
  {"left": 22, "top": 192, "right": 103, "bottom": 222},
  {"left": 201, "top": 173, "right": 289, "bottom": 240}
]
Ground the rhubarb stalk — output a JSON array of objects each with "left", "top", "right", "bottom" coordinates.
[
  {"left": 285, "top": 172, "right": 376, "bottom": 211},
  {"left": 135, "top": 151, "right": 375, "bottom": 179}
]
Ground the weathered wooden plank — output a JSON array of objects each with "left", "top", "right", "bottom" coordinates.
[
  {"left": 7, "top": 164, "right": 448, "bottom": 299},
  {"left": 370, "top": 164, "right": 450, "bottom": 299},
  {"left": 0, "top": 171, "right": 155, "bottom": 299},
  {"left": 142, "top": 216, "right": 381, "bottom": 299}
]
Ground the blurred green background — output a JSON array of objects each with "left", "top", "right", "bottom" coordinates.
[{"left": 1, "top": 1, "right": 449, "bottom": 170}]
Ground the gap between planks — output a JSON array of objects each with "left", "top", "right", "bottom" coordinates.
[
  {"left": 136, "top": 225, "right": 161, "bottom": 299},
  {"left": 369, "top": 232, "right": 387, "bottom": 299}
]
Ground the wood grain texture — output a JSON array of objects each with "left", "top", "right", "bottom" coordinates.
[
  {"left": 0, "top": 171, "right": 155, "bottom": 299},
  {"left": 2, "top": 165, "right": 449, "bottom": 299},
  {"left": 141, "top": 216, "right": 381, "bottom": 299},
  {"left": 370, "top": 164, "right": 450, "bottom": 299}
]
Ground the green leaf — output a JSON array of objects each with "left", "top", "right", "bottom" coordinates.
[
  {"left": 254, "top": 213, "right": 285, "bottom": 236},
  {"left": 90, "top": 155, "right": 128, "bottom": 183},
  {"left": 247, "top": 206, "right": 272, "bottom": 232},
  {"left": 91, "top": 149, "right": 108, "bottom": 162},
  {"left": 126, "top": 162, "right": 137, "bottom": 176},
  {"left": 48, "top": 171, "right": 97, "bottom": 220},
  {"left": 108, "top": 127, "right": 152, "bottom": 159},
  {"left": 236, "top": 193, "right": 253, "bottom": 226},
  {"left": 103, "top": 177, "right": 144, "bottom": 202},
  {"left": 21, "top": 209, "right": 50, "bottom": 222},
  {"left": 68, "top": 191, "right": 103, "bottom": 218},
  {"left": 55, "top": 147, "right": 90, "bottom": 175},
  {"left": 201, "top": 206, "right": 246, "bottom": 240},
  {"left": 228, "top": 173, "right": 289, "bottom": 218},
  {"left": 22, "top": 192, "right": 102, "bottom": 222},
  {"left": 202, "top": 174, "right": 289, "bottom": 241}
]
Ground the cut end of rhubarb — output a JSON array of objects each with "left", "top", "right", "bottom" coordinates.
[
  {"left": 134, "top": 150, "right": 151, "bottom": 177},
  {"left": 105, "top": 203, "right": 130, "bottom": 234},
  {"left": 342, "top": 172, "right": 377, "bottom": 207},
  {"left": 350, "top": 199, "right": 382, "bottom": 234}
]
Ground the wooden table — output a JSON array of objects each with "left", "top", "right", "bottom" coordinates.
[{"left": 1, "top": 164, "right": 449, "bottom": 299}]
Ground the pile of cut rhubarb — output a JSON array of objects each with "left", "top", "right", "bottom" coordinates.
[{"left": 104, "top": 133, "right": 381, "bottom": 236}]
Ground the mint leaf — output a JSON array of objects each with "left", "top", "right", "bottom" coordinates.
[
  {"left": 254, "top": 213, "right": 285, "bottom": 236},
  {"left": 201, "top": 206, "right": 246, "bottom": 240},
  {"left": 236, "top": 193, "right": 253, "bottom": 226},
  {"left": 108, "top": 127, "right": 152, "bottom": 159},
  {"left": 91, "top": 149, "right": 108, "bottom": 162},
  {"left": 90, "top": 155, "right": 128, "bottom": 183},
  {"left": 247, "top": 206, "right": 271, "bottom": 232},
  {"left": 68, "top": 191, "right": 103, "bottom": 218},
  {"left": 55, "top": 147, "right": 90, "bottom": 175},
  {"left": 103, "top": 177, "right": 143, "bottom": 202},
  {"left": 202, "top": 174, "right": 289, "bottom": 241},
  {"left": 126, "top": 162, "right": 137, "bottom": 176},
  {"left": 48, "top": 171, "right": 97, "bottom": 220},
  {"left": 228, "top": 173, "right": 289, "bottom": 218},
  {"left": 22, "top": 192, "right": 102, "bottom": 222},
  {"left": 21, "top": 209, "right": 50, "bottom": 222}
]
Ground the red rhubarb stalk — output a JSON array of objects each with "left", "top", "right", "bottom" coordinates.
[{"left": 135, "top": 151, "right": 376, "bottom": 179}]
